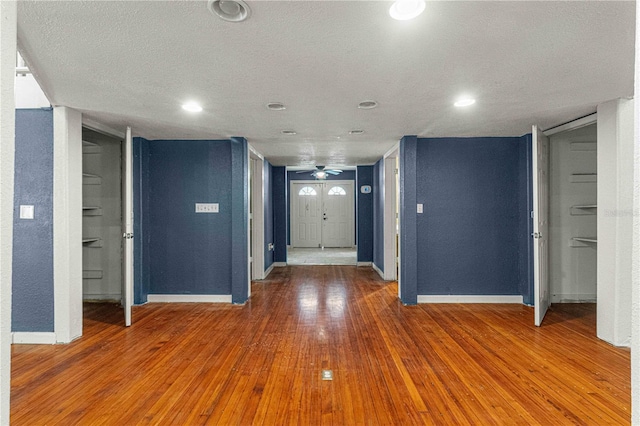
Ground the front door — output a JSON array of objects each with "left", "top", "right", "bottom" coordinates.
[{"left": 291, "top": 181, "right": 354, "bottom": 248}]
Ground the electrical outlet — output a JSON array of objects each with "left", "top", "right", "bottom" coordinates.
[
  {"left": 195, "top": 203, "right": 219, "bottom": 213},
  {"left": 20, "top": 205, "right": 34, "bottom": 219},
  {"left": 417, "top": 203, "right": 423, "bottom": 214}
]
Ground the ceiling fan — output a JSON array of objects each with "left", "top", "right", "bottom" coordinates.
[{"left": 296, "top": 166, "right": 343, "bottom": 180}]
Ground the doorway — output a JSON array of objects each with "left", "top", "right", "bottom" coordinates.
[
  {"left": 290, "top": 180, "right": 354, "bottom": 248},
  {"left": 81, "top": 128, "right": 123, "bottom": 302}
]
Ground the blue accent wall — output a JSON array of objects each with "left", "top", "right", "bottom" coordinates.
[
  {"left": 12, "top": 108, "right": 55, "bottom": 332},
  {"left": 356, "top": 166, "right": 373, "bottom": 262},
  {"left": 286, "top": 170, "right": 356, "bottom": 245},
  {"left": 133, "top": 137, "right": 151, "bottom": 304},
  {"left": 372, "top": 160, "right": 384, "bottom": 272},
  {"left": 230, "top": 138, "right": 249, "bottom": 303},
  {"left": 519, "top": 134, "right": 534, "bottom": 305},
  {"left": 133, "top": 138, "right": 249, "bottom": 303},
  {"left": 263, "top": 160, "right": 274, "bottom": 270},
  {"left": 415, "top": 137, "right": 528, "bottom": 297},
  {"left": 272, "top": 166, "right": 287, "bottom": 263},
  {"left": 399, "top": 136, "right": 418, "bottom": 304}
]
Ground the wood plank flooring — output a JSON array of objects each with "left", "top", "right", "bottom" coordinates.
[{"left": 11, "top": 266, "right": 630, "bottom": 425}]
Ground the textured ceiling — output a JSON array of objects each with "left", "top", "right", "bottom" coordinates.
[{"left": 17, "top": 1, "right": 635, "bottom": 167}]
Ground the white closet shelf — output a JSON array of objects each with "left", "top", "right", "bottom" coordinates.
[
  {"left": 82, "top": 238, "right": 103, "bottom": 248},
  {"left": 572, "top": 237, "right": 597, "bottom": 243},
  {"left": 570, "top": 237, "right": 597, "bottom": 248},
  {"left": 82, "top": 140, "right": 101, "bottom": 154},
  {"left": 83, "top": 173, "right": 102, "bottom": 185},
  {"left": 570, "top": 173, "right": 597, "bottom": 183},
  {"left": 82, "top": 206, "right": 103, "bottom": 216},
  {"left": 569, "top": 205, "right": 597, "bottom": 216}
]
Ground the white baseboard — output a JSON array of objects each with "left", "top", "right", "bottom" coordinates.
[
  {"left": 273, "top": 262, "right": 287, "bottom": 267},
  {"left": 551, "top": 294, "right": 596, "bottom": 303},
  {"left": 12, "top": 332, "right": 56, "bottom": 344},
  {"left": 357, "top": 262, "right": 372, "bottom": 267},
  {"left": 372, "top": 263, "right": 385, "bottom": 279},
  {"left": 263, "top": 264, "right": 275, "bottom": 278},
  {"left": 147, "top": 294, "right": 232, "bottom": 303},
  {"left": 417, "top": 295, "right": 524, "bottom": 304},
  {"left": 83, "top": 293, "right": 121, "bottom": 301}
]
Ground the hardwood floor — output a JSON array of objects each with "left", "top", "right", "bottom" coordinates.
[{"left": 11, "top": 266, "right": 630, "bottom": 425}]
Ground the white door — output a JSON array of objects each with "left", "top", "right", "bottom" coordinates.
[
  {"left": 322, "top": 182, "right": 353, "bottom": 247},
  {"left": 292, "top": 183, "right": 322, "bottom": 247},
  {"left": 533, "top": 125, "right": 550, "bottom": 326},
  {"left": 122, "top": 127, "right": 134, "bottom": 326}
]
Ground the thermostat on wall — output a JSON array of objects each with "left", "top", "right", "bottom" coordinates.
[{"left": 360, "top": 185, "right": 372, "bottom": 194}]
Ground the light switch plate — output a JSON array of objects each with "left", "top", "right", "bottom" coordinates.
[
  {"left": 19, "top": 205, "right": 34, "bottom": 219},
  {"left": 417, "top": 203, "right": 423, "bottom": 214},
  {"left": 195, "top": 203, "right": 219, "bottom": 213}
]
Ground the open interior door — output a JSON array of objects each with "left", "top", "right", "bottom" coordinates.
[
  {"left": 123, "top": 126, "right": 133, "bottom": 326},
  {"left": 532, "top": 125, "right": 550, "bottom": 326}
]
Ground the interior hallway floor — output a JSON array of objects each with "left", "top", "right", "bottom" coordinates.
[
  {"left": 10, "top": 266, "right": 630, "bottom": 425},
  {"left": 286, "top": 247, "right": 357, "bottom": 265}
]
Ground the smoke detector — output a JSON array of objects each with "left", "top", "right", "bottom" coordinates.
[{"left": 208, "top": 0, "right": 251, "bottom": 23}]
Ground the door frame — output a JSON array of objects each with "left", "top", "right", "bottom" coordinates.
[
  {"left": 249, "top": 147, "right": 265, "bottom": 282},
  {"left": 289, "top": 179, "right": 355, "bottom": 248},
  {"left": 383, "top": 143, "right": 401, "bottom": 287}
]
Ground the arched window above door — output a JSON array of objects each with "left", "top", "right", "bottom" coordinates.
[
  {"left": 298, "top": 186, "right": 317, "bottom": 196},
  {"left": 328, "top": 186, "right": 347, "bottom": 196}
]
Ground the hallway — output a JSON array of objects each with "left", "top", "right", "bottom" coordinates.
[{"left": 11, "top": 266, "right": 630, "bottom": 424}]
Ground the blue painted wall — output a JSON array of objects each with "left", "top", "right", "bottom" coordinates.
[
  {"left": 286, "top": 170, "right": 356, "bottom": 245},
  {"left": 272, "top": 166, "right": 287, "bottom": 263},
  {"left": 263, "top": 160, "right": 274, "bottom": 270},
  {"left": 356, "top": 166, "right": 373, "bottom": 263},
  {"left": 415, "top": 137, "right": 529, "bottom": 296},
  {"left": 12, "top": 108, "right": 55, "bottom": 332},
  {"left": 518, "top": 134, "right": 534, "bottom": 305},
  {"left": 133, "top": 137, "right": 151, "bottom": 304},
  {"left": 399, "top": 136, "right": 419, "bottom": 304},
  {"left": 134, "top": 138, "right": 249, "bottom": 303},
  {"left": 372, "top": 160, "right": 384, "bottom": 272}
]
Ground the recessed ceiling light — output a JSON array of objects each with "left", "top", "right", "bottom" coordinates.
[
  {"left": 349, "top": 130, "right": 365, "bottom": 135},
  {"left": 182, "top": 102, "right": 203, "bottom": 113},
  {"left": 454, "top": 98, "right": 476, "bottom": 107},
  {"left": 208, "top": 0, "right": 251, "bottom": 22},
  {"left": 358, "top": 100, "right": 378, "bottom": 109},
  {"left": 282, "top": 130, "right": 297, "bottom": 135},
  {"left": 267, "top": 102, "right": 286, "bottom": 111},
  {"left": 389, "top": 0, "right": 426, "bottom": 21}
]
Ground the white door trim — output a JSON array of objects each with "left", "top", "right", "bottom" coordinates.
[
  {"left": 290, "top": 180, "right": 355, "bottom": 248},
  {"left": 383, "top": 157, "right": 397, "bottom": 280},
  {"left": 384, "top": 143, "right": 401, "bottom": 288},
  {"left": 250, "top": 156, "right": 265, "bottom": 280},
  {"left": 53, "top": 106, "right": 83, "bottom": 343},
  {"left": 123, "top": 127, "right": 133, "bottom": 326}
]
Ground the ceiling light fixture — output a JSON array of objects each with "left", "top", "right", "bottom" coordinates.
[
  {"left": 282, "top": 130, "right": 297, "bottom": 135},
  {"left": 182, "top": 102, "right": 203, "bottom": 113},
  {"left": 267, "top": 102, "right": 286, "bottom": 111},
  {"left": 315, "top": 171, "right": 327, "bottom": 179},
  {"left": 208, "top": 0, "right": 251, "bottom": 22},
  {"left": 358, "top": 100, "right": 378, "bottom": 109},
  {"left": 349, "top": 130, "right": 365, "bottom": 135},
  {"left": 454, "top": 98, "right": 476, "bottom": 107},
  {"left": 389, "top": 0, "right": 426, "bottom": 21}
]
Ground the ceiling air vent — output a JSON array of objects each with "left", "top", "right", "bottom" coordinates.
[
  {"left": 358, "top": 100, "right": 378, "bottom": 109},
  {"left": 208, "top": 0, "right": 251, "bottom": 22}
]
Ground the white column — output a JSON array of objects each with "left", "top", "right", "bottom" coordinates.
[
  {"left": 631, "top": 4, "right": 640, "bottom": 421},
  {"left": 0, "top": 2, "right": 16, "bottom": 423},
  {"left": 597, "top": 98, "right": 634, "bottom": 347},
  {"left": 53, "top": 106, "right": 83, "bottom": 343}
]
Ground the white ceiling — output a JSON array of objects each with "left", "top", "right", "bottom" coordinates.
[{"left": 17, "top": 1, "right": 635, "bottom": 167}]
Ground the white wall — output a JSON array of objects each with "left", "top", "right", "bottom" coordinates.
[
  {"left": 53, "top": 106, "right": 83, "bottom": 343},
  {"left": 597, "top": 98, "right": 634, "bottom": 347},
  {"left": 15, "top": 73, "right": 49, "bottom": 108},
  {"left": 632, "top": 5, "right": 640, "bottom": 421},
  {"left": 0, "top": 2, "right": 16, "bottom": 423}
]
